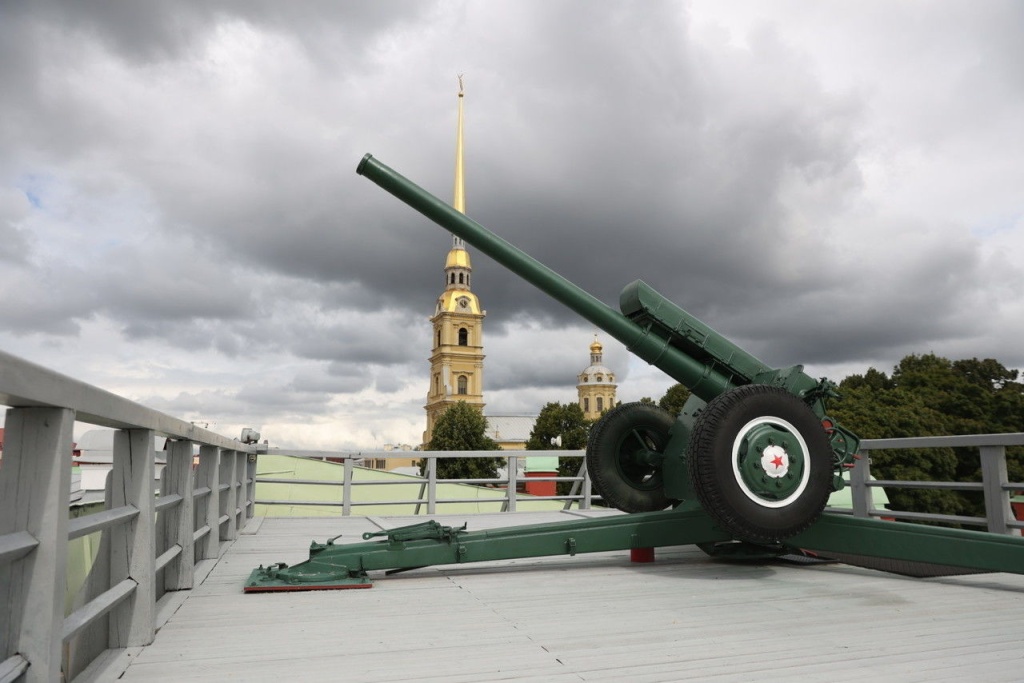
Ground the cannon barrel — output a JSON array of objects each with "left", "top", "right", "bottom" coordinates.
[{"left": 356, "top": 153, "right": 753, "bottom": 401}]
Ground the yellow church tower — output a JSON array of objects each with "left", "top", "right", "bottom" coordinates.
[
  {"left": 423, "top": 78, "right": 486, "bottom": 446},
  {"left": 577, "top": 336, "right": 617, "bottom": 420}
]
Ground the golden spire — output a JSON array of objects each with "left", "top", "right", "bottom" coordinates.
[
  {"left": 453, "top": 74, "right": 465, "bottom": 215},
  {"left": 450, "top": 75, "right": 468, "bottom": 253}
]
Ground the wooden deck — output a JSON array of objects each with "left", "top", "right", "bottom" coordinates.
[{"left": 115, "top": 512, "right": 1024, "bottom": 682}]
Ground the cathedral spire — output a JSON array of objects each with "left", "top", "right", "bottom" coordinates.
[
  {"left": 424, "top": 75, "right": 486, "bottom": 447},
  {"left": 452, "top": 75, "right": 467, "bottom": 249}
]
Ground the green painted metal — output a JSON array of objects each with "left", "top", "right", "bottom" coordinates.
[
  {"left": 789, "top": 514, "right": 1024, "bottom": 573},
  {"left": 245, "top": 508, "right": 732, "bottom": 592},
  {"left": 735, "top": 418, "right": 808, "bottom": 504}
]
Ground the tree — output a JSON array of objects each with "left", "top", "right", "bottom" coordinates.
[
  {"left": 658, "top": 383, "right": 692, "bottom": 417},
  {"left": 421, "top": 402, "right": 502, "bottom": 480},
  {"left": 526, "top": 402, "right": 591, "bottom": 496},
  {"left": 832, "top": 354, "right": 1024, "bottom": 519}
]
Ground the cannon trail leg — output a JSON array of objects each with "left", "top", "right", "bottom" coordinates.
[{"left": 244, "top": 507, "right": 734, "bottom": 592}]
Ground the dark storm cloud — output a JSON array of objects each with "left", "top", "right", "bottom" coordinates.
[
  {"left": 337, "top": 5, "right": 867, "bottom": 347},
  {"left": 144, "top": 384, "right": 336, "bottom": 424},
  {"left": 2, "top": 1, "right": 1022, "bottom": 448},
  {"left": 288, "top": 312, "right": 426, "bottom": 366},
  {"left": 0, "top": 0, "right": 434, "bottom": 64},
  {"left": 4, "top": 0, "right": 863, "bottom": 355}
]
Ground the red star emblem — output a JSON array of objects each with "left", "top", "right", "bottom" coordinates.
[{"left": 771, "top": 455, "right": 784, "bottom": 469}]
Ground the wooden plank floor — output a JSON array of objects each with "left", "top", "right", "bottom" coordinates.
[{"left": 118, "top": 512, "right": 1024, "bottom": 682}]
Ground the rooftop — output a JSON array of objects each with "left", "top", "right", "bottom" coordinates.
[{"left": 111, "top": 510, "right": 1024, "bottom": 682}]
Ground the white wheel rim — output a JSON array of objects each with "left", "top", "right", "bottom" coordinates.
[{"left": 731, "top": 416, "right": 811, "bottom": 508}]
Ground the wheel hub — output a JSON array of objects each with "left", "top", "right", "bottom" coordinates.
[
  {"left": 760, "top": 445, "right": 789, "bottom": 478},
  {"left": 731, "top": 416, "right": 810, "bottom": 508}
]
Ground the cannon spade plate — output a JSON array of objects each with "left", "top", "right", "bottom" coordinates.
[{"left": 243, "top": 563, "right": 373, "bottom": 593}]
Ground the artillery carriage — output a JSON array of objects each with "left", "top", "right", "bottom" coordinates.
[{"left": 244, "top": 155, "right": 1024, "bottom": 592}]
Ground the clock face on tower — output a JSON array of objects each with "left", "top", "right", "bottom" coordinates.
[{"left": 457, "top": 296, "right": 470, "bottom": 309}]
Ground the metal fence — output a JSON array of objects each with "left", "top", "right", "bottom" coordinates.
[
  {"left": 256, "top": 449, "right": 597, "bottom": 513},
  {"left": 0, "top": 350, "right": 257, "bottom": 683},
  {"left": 849, "top": 433, "right": 1024, "bottom": 534}
]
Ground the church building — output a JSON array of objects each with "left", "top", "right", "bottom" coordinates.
[
  {"left": 577, "top": 337, "right": 617, "bottom": 421},
  {"left": 423, "top": 80, "right": 486, "bottom": 447},
  {"left": 420, "top": 82, "right": 618, "bottom": 452}
]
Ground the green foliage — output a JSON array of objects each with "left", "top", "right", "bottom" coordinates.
[
  {"left": 658, "top": 383, "right": 692, "bottom": 417},
  {"left": 526, "top": 402, "right": 591, "bottom": 495},
  {"left": 421, "top": 402, "right": 502, "bottom": 480},
  {"left": 832, "top": 354, "right": 1024, "bottom": 519}
]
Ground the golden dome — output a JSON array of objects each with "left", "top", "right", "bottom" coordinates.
[
  {"left": 589, "top": 339, "right": 603, "bottom": 354},
  {"left": 445, "top": 248, "right": 472, "bottom": 270}
]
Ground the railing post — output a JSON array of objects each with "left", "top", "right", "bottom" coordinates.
[
  {"left": 0, "top": 407, "right": 74, "bottom": 683},
  {"left": 980, "top": 445, "right": 1015, "bottom": 535},
  {"left": 231, "top": 451, "right": 242, "bottom": 536},
  {"left": 109, "top": 429, "right": 156, "bottom": 647},
  {"left": 427, "top": 457, "right": 437, "bottom": 515},
  {"left": 850, "top": 453, "right": 872, "bottom": 518},
  {"left": 164, "top": 439, "right": 195, "bottom": 589},
  {"left": 506, "top": 456, "right": 518, "bottom": 513},
  {"left": 196, "top": 446, "right": 220, "bottom": 560},
  {"left": 221, "top": 451, "right": 238, "bottom": 541},
  {"left": 244, "top": 453, "right": 257, "bottom": 525},
  {"left": 581, "top": 459, "right": 592, "bottom": 510},
  {"left": 235, "top": 451, "right": 248, "bottom": 529},
  {"left": 564, "top": 459, "right": 586, "bottom": 511},
  {"left": 343, "top": 458, "right": 354, "bottom": 516}
]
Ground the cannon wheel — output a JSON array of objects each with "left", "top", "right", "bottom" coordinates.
[
  {"left": 688, "top": 385, "right": 833, "bottom": 544},
  {"left": 586, "top": 402, "right": 674, "bottom": 513}
]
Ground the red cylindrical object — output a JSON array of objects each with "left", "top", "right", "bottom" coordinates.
[
  {"left": 524, "top": 471, "right": 557, "bottom": 497},
  {"left": 630, "top": 547, "right": 655, "bottom": 563}
]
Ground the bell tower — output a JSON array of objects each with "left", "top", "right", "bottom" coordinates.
[
  {"left": 423, "top": 77, "right": 486, "bottom": 446},
  {"left": 577, "top": 336, "right": 617, "bottom": 420}
]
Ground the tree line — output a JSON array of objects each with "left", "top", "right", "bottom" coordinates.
[{"left": 423, "top": 353, "right": 1024, "bottom": 517}]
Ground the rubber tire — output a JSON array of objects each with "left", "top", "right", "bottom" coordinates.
[
  {"left": 586, "top": 402, "right": 674, "bottom": 513},
  {"left": 688, "top": 385, "right": 832, "bottom": 544}
]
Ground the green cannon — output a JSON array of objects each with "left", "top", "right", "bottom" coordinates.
[
  {"left": 243, "top": 154, "right": 1024, "bottom": 593},
  {"left": 354, "top": 153, "right": 858, "bottom": 544}
]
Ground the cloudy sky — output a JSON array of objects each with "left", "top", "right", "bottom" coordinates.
[{"left": 2, "top": 1, "right": 1022, "bottom": 450}]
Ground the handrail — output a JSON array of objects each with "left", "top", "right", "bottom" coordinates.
[
  {"left": 0, "top": 349, "right": 251, "bottom": 450},
  {"left": 0, "top": 348, "right": 258, "bottom": 682},
  {"left": 853, "top": 434, "right": 1024, "bottom": 533},
  {"left": 255, "top": 449, "right": 595, "bottom": 515}
]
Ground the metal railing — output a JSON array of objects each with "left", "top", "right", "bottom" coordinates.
[
  {"left": 847, "top": 433, "right": 1024, "bottom": 534},
  {"left": 0, "top": 350, "right": 257, "bottom": 683},
  {"left": 256, "top": 449, "right": 598, "bottom": 514}
]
